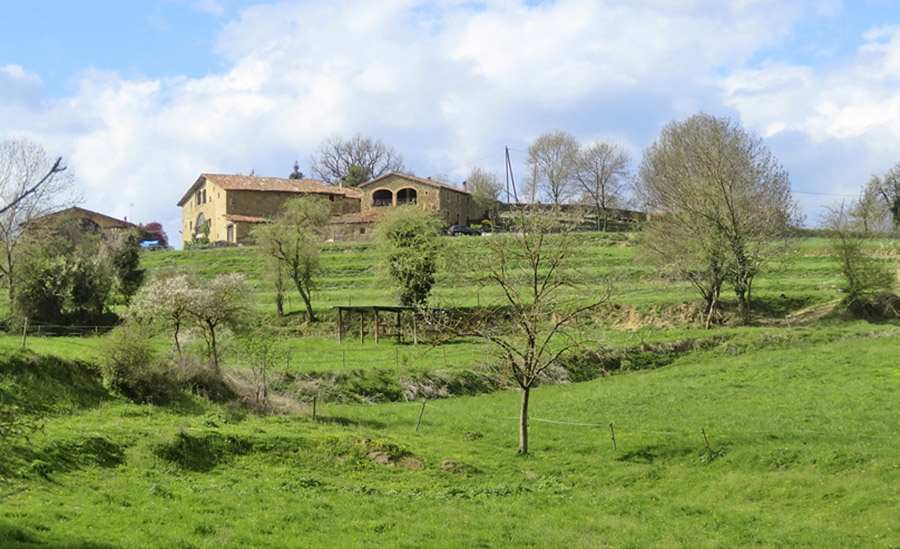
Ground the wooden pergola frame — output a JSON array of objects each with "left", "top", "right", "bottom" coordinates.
[{"left": 334, "top": 305, "right": 430, "bottom": 345}]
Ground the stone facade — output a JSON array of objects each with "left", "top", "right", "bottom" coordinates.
[
  {"left": 177, "top": 172, "right": 473, "bottom": 247},
  {"left": 177, "top": 174, "right": 361, "bottom": 247},
  {"left": 358, "top": 172, "right": 473, "bottom": 225}
]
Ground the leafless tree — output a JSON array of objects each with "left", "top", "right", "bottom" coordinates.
[
  {"left": 851, "top": 171, "right": 894, "bottom": 233},
  {"left": 466, "top": 167, "right": 503, "bottom": 224},
  {"left": 309, "top": 133, "right": 405, "bottom": 185},
  {"left": 525, "top": 131, "right": 580, "bottom": 206},
  {"left": 575, "top": 141, "right": 630, "bottom": 231},
  {"left": 463, "top": 207, "right": 611, "bottom": 453},
  {"left": 0, "top": 139, "right": 78, "bottom": 300},
  {"left": 635, "top": 113, "right": 798, "bottom": 325},
  {"left": 867, "top": 162, "right": 900, "bottom": 230}
]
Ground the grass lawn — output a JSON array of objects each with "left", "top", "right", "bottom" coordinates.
[{"left": 1, "top": 332, "right": 898, "bottom": 547}]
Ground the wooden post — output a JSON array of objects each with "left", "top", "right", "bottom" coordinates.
[
  {"left": 21, "top": 318, "right": 28, "bottom": 347},
  {"left": 412, "top": 314, "right": 418, "bottom": 345},
  {"left": 312, "top": 397, "right": 317, "bottom": 420},
  {"left": 701, "top": 428, "right": 710, "bottom": 453},
  {"left": 415, "top": 400, "right": 426, "bottom": 432},
  {"left": 396, "top": 311, "right": 402, "bottom": 344},
  {"left": 360, "top": 312, "right": 365, "bottom": 344},
  {"left": 609, "top": 423, "right": 616, "bottom": 451},
  {"left": 337, "top": 307, "right": 343, "bottom": 344},
  {"left": 395, "top": 347, "right": 399, "bottom": 366},
  {"left": 374, "top": 309, "right": 380, "bottom": 345}
]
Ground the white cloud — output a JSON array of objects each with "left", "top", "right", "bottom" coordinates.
[
  {"left": 0, "top": 0, "right": 871, "bottom": 242},
  {"left": 723, "top": 23, "right": 900, "bottom": 210}
]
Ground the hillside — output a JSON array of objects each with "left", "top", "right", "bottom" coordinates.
[{"left": 1, "top": 232, "right": 898, "bottom": 546}]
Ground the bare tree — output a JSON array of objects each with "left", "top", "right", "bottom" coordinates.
[
  {"left": 868, "top": 162, "right": 900, "bottom": 230},
  {"left": 0, "top": 139, "right": 78, "bottom": 300},
  {"left": 635, "top": 113, "right": 798, "bottom": 325},
  {"left": 252, "top": 196, "right": 331, "bottom": 321},
  {"left": 309, "top": 133, "right": 405, "bottom": 185},
  {"left": 576, "top": 141, "right": 630, "bottom": 231},
  {"left": 525, "top": 131, "right": 580, "bottom": 205},
  {"left": 852, "top": 172, "right": 893, "bottom": 233},
  {"left": 466, "top": 167, "right": 503, "bottom": 224},
  {"left": 465, "top": 207, "right": 611, "bottom": 453}
]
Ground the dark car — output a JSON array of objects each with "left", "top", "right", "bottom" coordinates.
[{"left": 447, "top": 225, "right": 481, "bottom": 236}]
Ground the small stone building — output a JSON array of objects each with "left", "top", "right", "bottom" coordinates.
[
  {"left": 177, "top": 174, "right": 361, "bottom": 247},
  {"left": 27, "top": 207, "right": 137, "bottom": 239},
  {"left": 357, "top": 172, "right": 473, "bottom": 226}
]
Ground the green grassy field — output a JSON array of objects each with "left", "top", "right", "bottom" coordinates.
[{"left": 1, "top": 232, "right": 899, "bottom": 547}]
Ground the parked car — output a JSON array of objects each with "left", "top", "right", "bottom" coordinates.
[{"left": 447, "top": 225, "right": 481, "bottom": 236}]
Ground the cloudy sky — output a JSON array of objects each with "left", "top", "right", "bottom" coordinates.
[{"left": 2, "top": 0, "right": 899, "bottom": 244}]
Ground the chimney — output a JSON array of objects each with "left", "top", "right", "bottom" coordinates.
[{"left": 462, "top": 180, "right": 467, "bottom": 192}]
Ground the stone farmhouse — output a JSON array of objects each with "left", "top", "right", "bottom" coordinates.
[{"left": 177, "top": 172, "right": 474, "bottom": 247}]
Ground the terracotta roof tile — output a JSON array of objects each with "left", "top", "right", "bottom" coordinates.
[
  {"left": 358, "top": 172, "right": 471, "bottom": 194},
  {"left": 225, "top": 214, "right": 269, "bottom": 223},
  {"left": 177, "top": 174, "right": 361, "bottom": 205}
]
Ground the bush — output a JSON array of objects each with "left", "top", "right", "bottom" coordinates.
[
  {"left": 98, "top": 323, "right": 176, "bottom": 403},
  {"left": 171, "top": 353, "right": 231, "bottom": 401}
]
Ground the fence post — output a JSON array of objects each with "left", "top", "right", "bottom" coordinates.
[
  {"left": 312, "top": 397, "right": 317, "bottom": 420},
  {"left": 21, "top": 318, "right": 28, "bottom": 347},
  {"left": 609, "top": 422, "right": 617, "bottom": 451},
  {"left": 415, "top": 400, "right": 426, "bottom": 432}
]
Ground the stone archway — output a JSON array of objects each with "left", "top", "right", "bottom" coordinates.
[
  {"left": 372, "top": 189, "right": 393, "bottom": 207},
  {"left": 397, "top": 187, "right": 418, "bottom": 205}
]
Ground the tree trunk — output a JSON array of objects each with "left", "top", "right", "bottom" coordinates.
[
  {"left": 208, "top": 323, "right": 219, "bottom": 375},
  {"left": 275, "top": 290, "right": 284, "bottom": 317},
  {"left": 173, "top": 321, "right": 182, "bottom": 354},
  {"left": 518, "top": 386, "right": 530, "bottom": 454},
  {"left": 293, "top": 277, "right": 317, "bottom": 322}
]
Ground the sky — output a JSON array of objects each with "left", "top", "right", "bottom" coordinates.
[{"left": 2, "top": 0, "right": 900, "bottom": 245}]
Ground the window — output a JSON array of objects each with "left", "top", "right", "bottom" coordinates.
[
  {"left": 196, "top": 212, "right": 206, "bottom": 228},
  {"left": 359, "top": 227, "right": 366, "bottom": 234},
  {"left": 227, "top": 225, "right": 234, "bottom": 242}
]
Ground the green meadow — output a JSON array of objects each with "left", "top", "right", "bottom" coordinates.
[{"left": 1, "top": 233, "right": 898, "bottom": 547}]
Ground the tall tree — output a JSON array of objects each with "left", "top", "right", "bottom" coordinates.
[
  {"left": 252, "top": 196, "right": 331, "bottom": 321},
  {"left": 310, "top": 133, "right": 404, "bottom": 185},
  {"left": 525, "top": 131, "right": 580, "bottom": 206},
  {"left": 466, "top": 207, "right": 610, "bottom": 453},
  {"left": 869, "top": 163, "right": 900, "bottom": 230},
  {"left": 635, "top": 113, "right": 798, "bottom": 324},
  {"left": 576, "top": 141, "right": 630, "bottom": 231},
  {"left": 377, "top": 206, "right": 443, "bottom": 306},
  {"left": 289, "top": 160, "right": 305, "bottom": 180},
  {"left": 0, "top": 139, "right": 78, "bottom": 300},
  {"left": 466, "top": 167, "right": 503, "bottom": 224},
  {"left": 111, "top": 230, "right": 146, "bottom": 308}
]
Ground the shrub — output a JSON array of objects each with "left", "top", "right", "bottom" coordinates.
[{"left": 98, "top": 323, "right": 176, "bottom": 403}]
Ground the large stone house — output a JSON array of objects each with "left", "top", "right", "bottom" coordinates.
[
  {"left": 358, "top": 172, "right": 472, "bottom": 226},
  {"left": 177, "top": 171, "right": 473, "bottom": 247},
  {"left": 177, "top": 174, "right": 361, "bottom": 247}
]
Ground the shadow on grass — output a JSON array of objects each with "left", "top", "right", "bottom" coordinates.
[
  {"left": 615, "top": 444, "right": 696, "bottom": 464},
  {"left": 0, "top": 519, "right": 116, "bottom": 548},
  {"left": 310, "top": 415, "right": 387, "bottom": 429}
]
